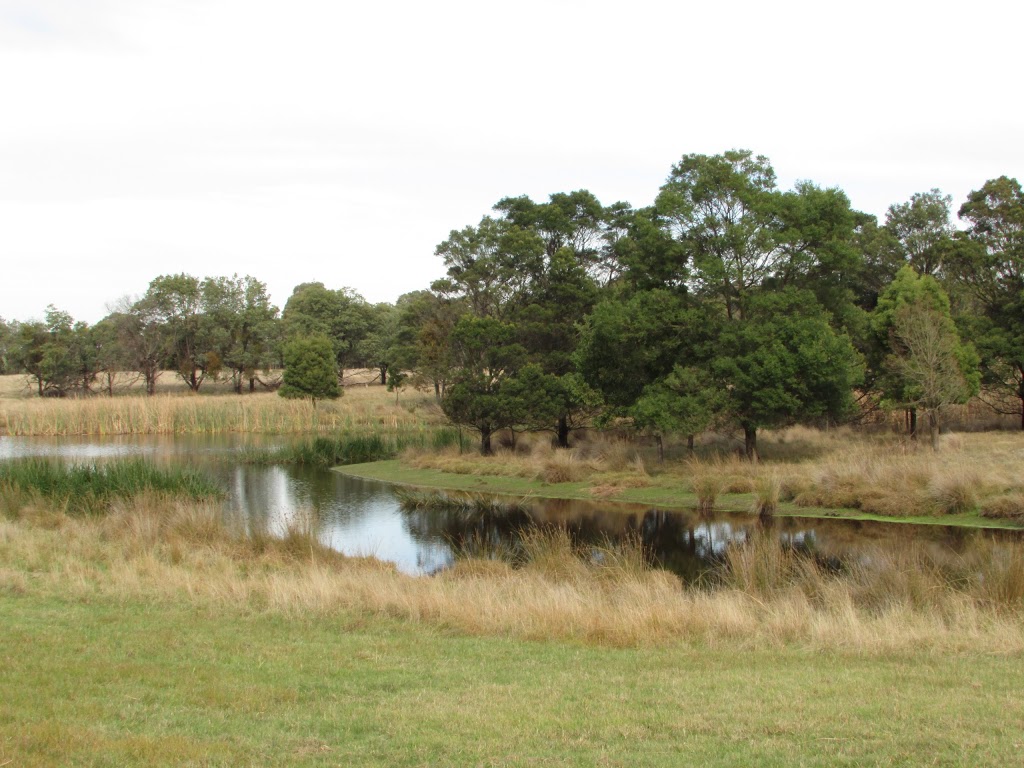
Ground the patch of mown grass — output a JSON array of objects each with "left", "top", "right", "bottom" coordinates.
[
  {"left": 3, "top": 593, "right": 1024, "bottom": 767},
  {"left": 0, "top": 458, "right": 221, "bottom": 516}
]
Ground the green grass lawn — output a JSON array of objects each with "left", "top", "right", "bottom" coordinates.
[{"left": 3, "top": 593, "right": 1022, "bottom": 767}]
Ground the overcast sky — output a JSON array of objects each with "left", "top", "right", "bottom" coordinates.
[{"left": 1, "top": 0, "right": 1021, "bottom": 324}]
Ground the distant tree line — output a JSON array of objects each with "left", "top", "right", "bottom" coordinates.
[
  {"left": 2, "top": 150, "right": 1021, "bottom": 456},
  {"left": 0, "top": 275, "right": 408, "bottom": 399}
]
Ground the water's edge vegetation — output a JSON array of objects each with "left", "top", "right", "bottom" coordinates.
[{"left": 336, "top": 459, "right": 1024, "bottom": 530}]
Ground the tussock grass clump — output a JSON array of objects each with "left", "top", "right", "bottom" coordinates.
[
  {"left": 928, "top": 468, "right": 982, "bottom": 515},
  {"left": 0, "top": 458, "right": 221, "bottom": 516},
  {"left": 690, "top": 471, "right": 721, "bottom": 514},
  {"left": 722, "top": 533, "right": 816, "bottom": 597},
  {"left": 751, "top": 473, "right": 781, "bottom": 516},
  {"left": 980, "top": 492, "right": 1024, "bottom": 522},
  {"left": 394, "top": 489, "right": 529, "bottom": 516},
  {"left": 538, "top": 451, "right": 586, "bottom": 483}
]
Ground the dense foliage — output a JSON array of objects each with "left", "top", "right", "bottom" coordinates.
[{"left": 4, "top": 151, "right": 1021, "bottom": 454}]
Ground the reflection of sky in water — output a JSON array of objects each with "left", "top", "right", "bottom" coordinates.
[
  {"left": 0, "top": 436, "right": 151, "bottom": 460},
  {"left": 222, "top": 464, "right": 452, "bottom": 575}
]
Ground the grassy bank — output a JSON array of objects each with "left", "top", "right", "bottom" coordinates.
[
  {"left": 3, "top": 481, "right": 1024, "bottom": 764},
  {"left": 353, "top": 427, "right": 1024, "bottom": 528},
  {"left": 3, "top": 490, "right": 1023, "bottom": 651}
]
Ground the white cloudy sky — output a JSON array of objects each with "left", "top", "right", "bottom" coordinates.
[{"left": 1, "top": 0, "right": 1021, "bottom": 323}]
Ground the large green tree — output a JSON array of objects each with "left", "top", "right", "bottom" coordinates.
[
  {"left": 138, "top": 274, "right": 210, "bottom": 391},
  {"left": 281, "top": 283, "right": 371, "bottom": 379},
  {"left": 950, "top": 176, "right": 1024, "bottom": 428},
  {"left": 441, "top": 316, "right": 525, "bottom": 455},
  {"left": 203, "top": 275, "right": 279, "bottom": 393},
  {"left": 655, "top": 150, "right": 782, "bottom": 319},
  {"left": 884, "top": 189, "right": 956, "bottom": 276},
  {"left": 10, "top": 307, "right": 91, "bottom": 397},
  {"left": 712, "top": 291, "right": 863, "bottom": 460},
  {"left": 872, "top": 266, "right": 979, "bottom": 440},
  {"left": 392, "top": 290, "right": 464, "bottom": 399}
]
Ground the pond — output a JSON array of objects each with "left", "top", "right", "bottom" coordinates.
[{"left": 1, "top": 434, "right": 1019, "bottom": 577}]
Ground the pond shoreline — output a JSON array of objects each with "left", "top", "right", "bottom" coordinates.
[{"left": 336, "top": 459, "right": 1024, "bottom": 531}]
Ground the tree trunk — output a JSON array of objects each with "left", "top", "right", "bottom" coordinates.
[
  {"left": 908, "top": 408, "right": 918, "bottom": 440},
  {"left": 249, "top": 377, "right": 256, "bottom": 393},
  {"left": 656, "top": 434, "right": 664, "bottom": 463},
  {"left": 480, "top": 427, "right": 493, "bottom": 456},
  {"left": 379, "top": 365, "right": 387, "bottom": 386},
  {"left": 1018, "top": 373, "right": 1024, "bottom": 430},
  {"left": 687, "top": 434, "right": 695, "bottom": 454},
  {"left": 556, "top": 414, "right": 570, "bottom": 449},
  {"left": 434, "top": 381, "right": 441, "bottom": 400},
  {"left": 743, "top": 424, "right": 758, "bottom": 463},
  {"left": 927, "top": 410, "right": 940, "bottom": 451}
]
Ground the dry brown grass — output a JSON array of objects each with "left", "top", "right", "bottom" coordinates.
[
  {"left": 783, "top": 432, "right": 1024, "bottom": 517},
  {"left": 0, "top": 378, "right": 443, "bottom": 435},
  {"left": 3, "top": 493, "right": 1023, "bottom": 652},
  {"left": 406, "top": 426, "right": 1024, "bottom": 521},
  {"left": 405, "top": 432, "right": 650, "bottom": 486}
]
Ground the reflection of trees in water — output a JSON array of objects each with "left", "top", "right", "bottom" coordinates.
[
  {"left": 398, "top": 499, "right": 808, "bottom": 580},
  {"left": 401, "top": 504, "right": 533, "bottom": 557}
]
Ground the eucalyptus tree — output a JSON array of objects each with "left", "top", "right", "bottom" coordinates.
[
  {"left": 949, "top": 176, "right": 1024, "bottom": 427},
  {"left": 872, "top": 266, "right": 978, "bottom": 440},
  {"left": 441, "top": 315, "right": 526, "bottom": 455},
  {"left": 89, "top": 316, "right": 133, "bottom": 395},
  {"left": 108, "top": 296, "right": 166, "bottom": 395},
  {"left": 0, "top": 317, "right": 11, "bottom": 374},
  {"left": 10, "top": 306, "right": 92, "bottom": 397},
  {"left": 432, "top": 216, "right": 545, "bottom": 320},
  {"left": 356, "top": 302, "right": 400, "bottom": 386},
  {"left": 655, "top": 150, "right": 782, "bottom": 319},
  {"left": 884, "top": 189, "right": 957, "bottom": 276},
  {"left": 203, "top": 275, "right": 279, "bottom": 393},
  {"left": 392, "top": 290, "right": 464, "bottom": 399},
  {"left": 436, "top": 199, "right": 613, "bottom": 446},
  {"left": 281, "top": 283, "right": 372, "bottom": 379},
  {"left": 630, "top": 366, "right": 722, "bottom": 460},
  {"left": 138, "top": 274, "right": 208, "bottom": 391}
]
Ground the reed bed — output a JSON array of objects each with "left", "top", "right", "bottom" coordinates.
[
  {"left": 0, "top": 458, "right": 221, "bottom": 516},
  {"left": 0, "top": 387, "right": 444, "bottom": 436},
  {"left": 3, "top": 490, "right": 1022, "bottom": 652}
]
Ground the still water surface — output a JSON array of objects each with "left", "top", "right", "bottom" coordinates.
[{"left": 1, "top": 434, "right": 1017, "bottom": 576}]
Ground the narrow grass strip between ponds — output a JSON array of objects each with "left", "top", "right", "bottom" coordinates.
[{"left": 337, "top": 460, "right": 1024, "bottom": 530}]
